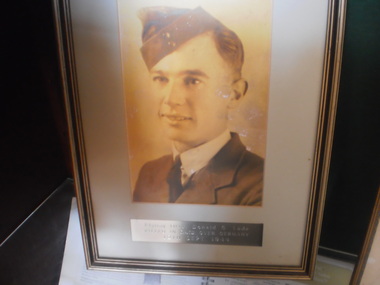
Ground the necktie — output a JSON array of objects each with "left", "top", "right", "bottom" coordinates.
[{"left": 167, "top": 156, "right": 184, "bottom": 202}]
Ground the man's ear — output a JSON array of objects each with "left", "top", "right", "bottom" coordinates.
[{"left": 228, "top": 78, "right": 248, "bottom": 109}]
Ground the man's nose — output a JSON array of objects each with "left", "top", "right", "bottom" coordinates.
[{"left": 164, "top": 81, "right": 185, "bottom": 106}]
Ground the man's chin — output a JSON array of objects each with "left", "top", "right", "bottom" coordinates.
[
  {"left": 162, "top": 128, "right": 191, "bottom": 143},
  {"left": 163, "top": 130, "right": 185, "bottom": 142}
]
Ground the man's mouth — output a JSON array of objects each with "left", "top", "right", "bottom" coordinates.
[{"left": 160, "top": 113, "right": 192, "bottom": 121}]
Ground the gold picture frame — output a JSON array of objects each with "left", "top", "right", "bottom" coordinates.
[{"left": 54, "top": 0, "right": 347, "bottom": 279}]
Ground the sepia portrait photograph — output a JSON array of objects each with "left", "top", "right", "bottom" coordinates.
[
  {"left": 118, "top": 0, "right": 272, "bottom": 206},
  {"left": 57, "top": 0, "right": 343, "bottom": 276}
]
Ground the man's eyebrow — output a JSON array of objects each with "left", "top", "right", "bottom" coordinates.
[
  {"left": 150, "top": 69, "right": 209, "bottom": 79},
  {"left": 179, "top": 69, "right": 209, "bottom": 78},
  {"left": 150, "top": 70, "right": 166, "bottom": 75}
]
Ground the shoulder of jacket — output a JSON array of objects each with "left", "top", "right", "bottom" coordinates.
[
  {"left": 240, "top": 150, "right": 264, "bottom": 169},
  {"left": 140, "top": 154, "right": 173, "bottom": 171}
]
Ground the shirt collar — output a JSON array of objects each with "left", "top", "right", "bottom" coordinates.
[{"left": 173, "top": 130, "right": 231, "bottom": 183}]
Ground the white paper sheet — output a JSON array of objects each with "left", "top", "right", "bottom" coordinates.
[{"left": 59, "top": 199, "right": 354, "bottom": 285}]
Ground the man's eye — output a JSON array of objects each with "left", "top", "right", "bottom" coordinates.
[
  {"left": 184, "top": 77, "right": 201, "bottom": 86},
  {"left": 152, "top": 76, "right": 169, "bottom": 83}
]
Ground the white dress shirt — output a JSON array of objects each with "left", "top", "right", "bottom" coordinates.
[{"left": 172, "top": 130, "right": 231, "bottom": 185}]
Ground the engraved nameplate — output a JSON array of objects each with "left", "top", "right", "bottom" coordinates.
[{"left": 131, "top": 219, "right": 263, "bottom": 246}]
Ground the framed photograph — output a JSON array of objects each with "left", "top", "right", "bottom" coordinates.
[{"left": 54, "top": 0, "right": 346, "bottom": 279}]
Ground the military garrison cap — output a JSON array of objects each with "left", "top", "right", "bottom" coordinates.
[{"left": 139, "top": 6, "right": 225, "bottom": 70}]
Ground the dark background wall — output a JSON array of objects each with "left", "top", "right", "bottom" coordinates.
[
  {"left": 1, "top": 0, "right": 70, "bottom": 243},
  {"left": 1, "top": 0, "right": 379, "bottom": 260},
  {"left": 319, "top": 0, "right": 380, "bottom": 257}
]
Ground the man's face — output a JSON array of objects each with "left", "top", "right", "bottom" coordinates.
[{"left": 150, "top": 33, "right": 238, "bottom": 152}]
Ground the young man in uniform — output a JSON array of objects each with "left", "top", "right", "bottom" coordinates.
[{"left": 133, "top": 7, "right": 264, "bottom": 205}]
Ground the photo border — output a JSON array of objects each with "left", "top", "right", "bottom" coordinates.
[{"left": 53, "top": 0, "right": 347, "bottom": 279}]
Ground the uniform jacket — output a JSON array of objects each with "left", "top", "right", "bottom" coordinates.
[{"left": 133, "top": 133, "right": 264, "bottom": 206}]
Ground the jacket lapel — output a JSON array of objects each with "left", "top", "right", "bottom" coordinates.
[{"left": 176, "top": 133, "right": 246, "bottom": 204}]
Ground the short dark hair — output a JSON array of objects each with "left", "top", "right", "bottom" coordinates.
[{"left": 211, "top": 26, "right": 245, "bottom": 79}]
